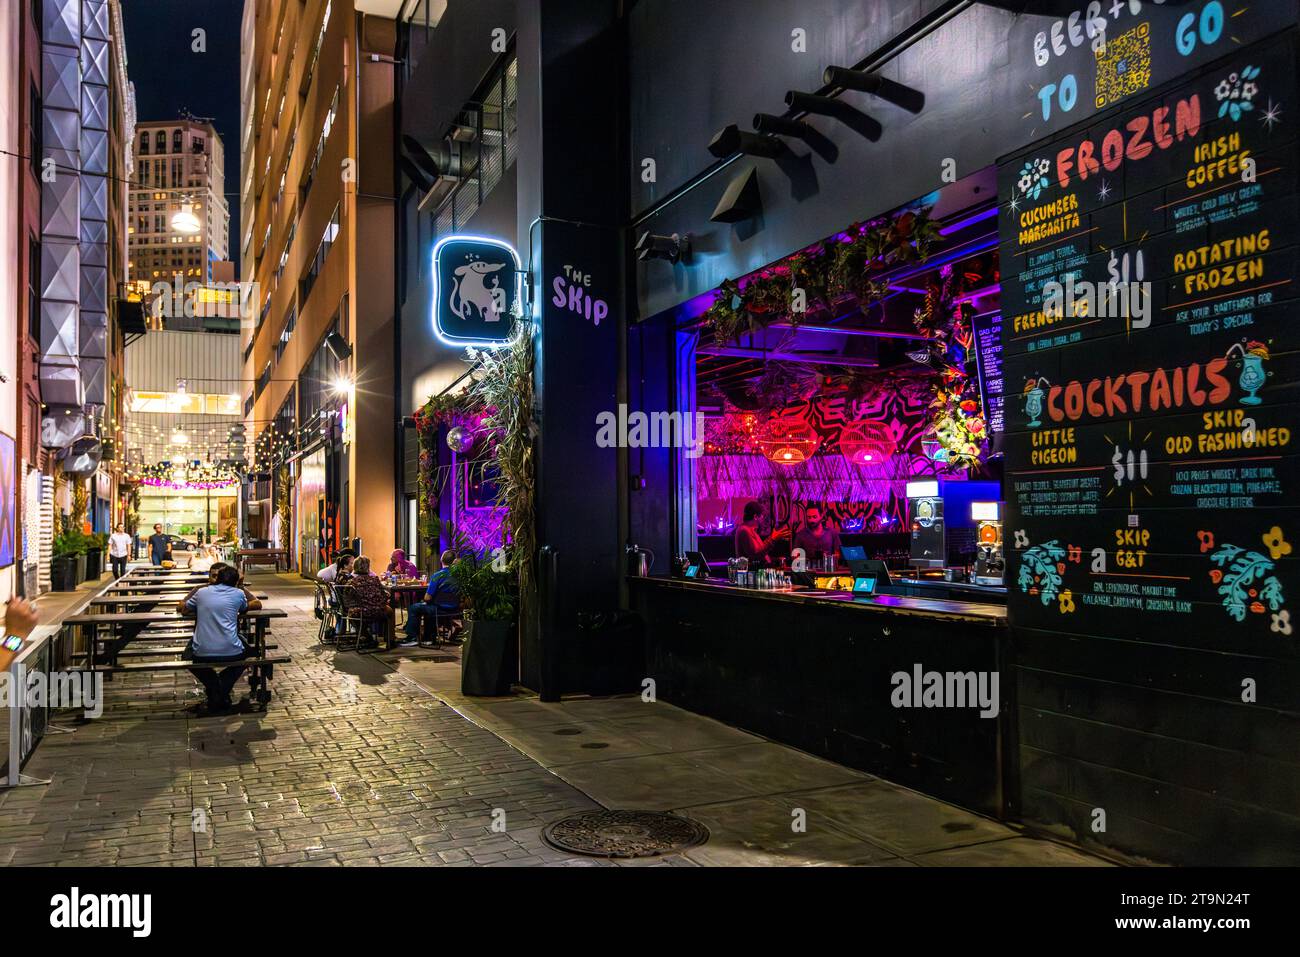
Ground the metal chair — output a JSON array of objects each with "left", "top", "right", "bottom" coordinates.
[
  {"left": 315, "top": 581, "right": 338, "bottom": 644},
  {"left": 334, "top": 584, "right": 385, "bottom": 653},
  {"left": 417, "top": 601, "right": 464, "bottom": 647}
]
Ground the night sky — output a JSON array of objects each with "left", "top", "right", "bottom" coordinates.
[{"left": 121, "top": 0, "right": 244, "bottom": 268}]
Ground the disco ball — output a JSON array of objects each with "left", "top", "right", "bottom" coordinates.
[{"left": 446, "top": 425, "right": 477, "bottom": 454}]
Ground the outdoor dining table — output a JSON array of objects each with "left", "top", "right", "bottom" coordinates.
[{"left": 385, "top": 579, "right": 429, "bottom": 627}]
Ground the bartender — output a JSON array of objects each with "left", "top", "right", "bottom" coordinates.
[
  {"left": 734, "top": 500, "right": 789, "bottom": 567},
  {"left": 793, "top": 505, "right": 842, "bottom": 566}
]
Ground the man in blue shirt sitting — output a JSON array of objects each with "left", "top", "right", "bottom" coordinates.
[
  {"left": 400, "top": 550, "right": 461, "bottom": 647},
  {"left": 178, "top": 565, "right": 263, "bottom": 712}
]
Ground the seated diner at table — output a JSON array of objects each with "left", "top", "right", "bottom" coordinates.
[
  {"left": 177, "top": 564, "right": 263, "bottom": 713},
  {"left": 386, "top": 548, "right": 420, "bottom": 578},
  {"left": 339, "top": 556, "right": 395, "bottom": 643},
  {"left": 318, "top": 549, "right": 356, "bottom": 583},
  {"left": 190, "top": 544, "right": 221, "bottom": 573},
  {"left": 400, "top": 549, "right": 462, "bottom": 647}
]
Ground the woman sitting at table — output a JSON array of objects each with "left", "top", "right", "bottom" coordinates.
[
  {"left": 190, "top": 544, "right": 221, "bottom": 574},
  {"left": 339, "top": 556, "right": 395, "bottom": 644},
  {"left": 177, "top": 564, "right": 262, "bottom": 714},
  {"left": 387, "top": 548, "right": 420, "bottom": 578}
]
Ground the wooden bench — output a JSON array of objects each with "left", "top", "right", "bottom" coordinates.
[
  {"left": 89, "top": 655, "right": 292, "bottom": 708},
  {"left": 115, "top": 643, "right": 279, "bottom": 657}
]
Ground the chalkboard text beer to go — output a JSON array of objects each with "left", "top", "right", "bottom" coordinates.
[{"left": 431, "top": 235, "right": 521, "bottom": 347}]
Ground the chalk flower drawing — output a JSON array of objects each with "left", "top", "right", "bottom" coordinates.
[
  {"left": 1216, "top": 66, "right": 1260, "bottom": 122},
  {"left": 1209, "top": 543, "right": 1285, "bottom": 622},
  {"left": 1019, "top": 541, "right": 1066, "bottom": 606},
  {"left": 1017, "top": 158, "right": 1051, "bottom": 201}
]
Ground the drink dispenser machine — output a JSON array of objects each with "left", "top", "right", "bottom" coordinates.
[
  {"left": 906, "top": 480, "right": 946, "bottom": 569},
  {"left": 971, "top": 501, "right": 1005, "bottom": 586}
]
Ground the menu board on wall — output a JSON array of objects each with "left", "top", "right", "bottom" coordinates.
[
  {"left": 998, "top": 32, "right": 1299, "bottom": 645},
  {"left": 971, "top": 312, "right": 1005, "bottom": 440}
]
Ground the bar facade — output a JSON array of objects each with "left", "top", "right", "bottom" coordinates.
[{"left": 393, "top": 0, "right": 1300, "bottom": 866}]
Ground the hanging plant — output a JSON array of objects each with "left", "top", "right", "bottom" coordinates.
[{"left": 704, "top": 207, "right": 939, "bottom": 344}]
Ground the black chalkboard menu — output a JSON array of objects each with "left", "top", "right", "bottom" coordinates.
[
  {"left": 998, "top": 32, "right": 1299, "bottom": 646},
  {"left": 972, "top": 311, "right": 1005, "bottom": 442}
]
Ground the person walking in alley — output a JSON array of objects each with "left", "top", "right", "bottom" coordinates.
[
  {"left": 177, "top": 564, "right": 263, "bottom": 713},
  {"left": 109, "top": 524, "right": 132, "bottom": 578},
  {"left": 148, "top": 523, "right": 171, "bottom": 566}
]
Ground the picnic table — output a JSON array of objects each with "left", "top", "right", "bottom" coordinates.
[
  {"left": 87, "top": 592, "right": 268, "bottom": 613},
  {"left": 61, "top": 607, "right": 288, "bottom": 709},
  {"left": 237, "top": 548, "right": 288, "bottom": 572},
  {"left": 109, "top": 579, "right": 210, "bottom": 592}
]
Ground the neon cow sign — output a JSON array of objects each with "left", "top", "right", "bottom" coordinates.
[{"left": 431, "top": 235, "right": 522, "bottom": 348}]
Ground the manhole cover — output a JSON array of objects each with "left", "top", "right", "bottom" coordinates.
[{"left": 543, "top": 809, "right": 709, "bottom": 858}]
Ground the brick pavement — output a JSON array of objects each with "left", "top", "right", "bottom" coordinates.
[{"left": 0, "top": 574, "right": 623, "bottom": 867}]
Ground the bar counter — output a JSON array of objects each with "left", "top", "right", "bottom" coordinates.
[
  {"left": 642, "top": 575, "right": 1006, "bottom": 625},
  {"left": 629, "top": 575, "right": 1014, "bottom": 817}
]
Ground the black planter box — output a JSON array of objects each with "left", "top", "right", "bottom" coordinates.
[
  {"left": 74, "top": 552, "right": 87, "bottom": 584},
  {"left": 51, "top": 556, "right": 78, "bottom": 592},
  {"left": 85, "top": 548, "right": 103, "bottom": 580},
  {"left": 461, "top": 619, "right": 517, "bottom": 696}
]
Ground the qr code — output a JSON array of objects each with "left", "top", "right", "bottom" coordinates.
[{"left": 1095, "top": 22, "right": 1152, "bottom": 109}]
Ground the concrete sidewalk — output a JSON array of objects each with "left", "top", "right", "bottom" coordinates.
[{"left": 378, "top": 633, "right": 1110, "bottom": 867}]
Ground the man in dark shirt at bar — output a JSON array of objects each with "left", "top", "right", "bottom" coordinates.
[
  {"left": 793, "top": 505, "right": 842, "bottom": 567},
  {"left": 733, "top": 501, "right": 789, "bottom": 567}
]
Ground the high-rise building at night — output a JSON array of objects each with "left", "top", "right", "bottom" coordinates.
[{"left": 128, "top": 117, "right": 230, "bottom": 289}]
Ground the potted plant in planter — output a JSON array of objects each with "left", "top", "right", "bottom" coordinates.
[
  {"left": 85, "top": 531, "right": 108, "bottom": 580},
  {"left": 51, "top": 531, "right": 82, "bottom": 591},
  {"left": 449, "top": 549, "right": 518, "bottom": 696}
]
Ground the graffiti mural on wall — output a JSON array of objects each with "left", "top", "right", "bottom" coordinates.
[{"left": 697, "top": 379, "right": 947, "bottom": 532}]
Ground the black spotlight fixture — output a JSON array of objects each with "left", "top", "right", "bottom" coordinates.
[
  {"left": 707, "top": 123, "right": 786, "bottom": 159},
  {"left": 711, "top": 165, "right": 762, "bottom": 224},
  {"left": 635, "top": 231, "right": 690, "bottom": 264},
  {"left": 822, "top": 65, "right": 926, "bottom": 114},
  {"left": 752, "top": 112, "right": 820, "bottom": 145},
  {"left": 785, "top": 90, "right": 882, "bottom": 141},
  {"left": 324, "top": 331, "right": 353, "bottom": 362}
]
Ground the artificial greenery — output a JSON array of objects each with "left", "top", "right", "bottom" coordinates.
[
  {"left": 414, "top": 333, "right": 536, "bottom": 601},
  {"left": 412, "top": 389, "right": 478, "bottom": 555},
  {"left": 465, "top": 336, "right": 536, "bottom": 595},
  {"left": 704, "top": 208, "right": 940, "bottom": 343},
  {"left": 912, "top": 265, "right": 988, "bottom": 472}
]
